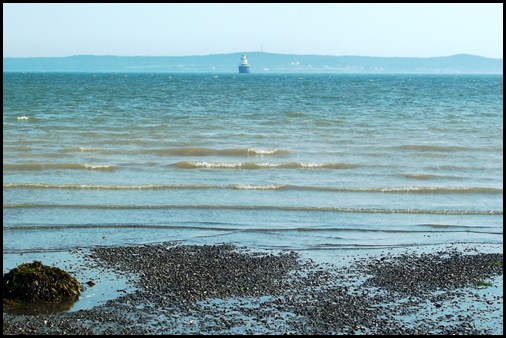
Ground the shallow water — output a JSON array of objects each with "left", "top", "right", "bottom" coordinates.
[{"left": 3, "top": 73, "right": 503, "bottom": 269}]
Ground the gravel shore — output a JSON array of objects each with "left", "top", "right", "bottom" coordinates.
[{"left": 3, "top": 243, "right": 503, "bottom": 335}]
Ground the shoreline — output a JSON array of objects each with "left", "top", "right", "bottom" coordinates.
[{"left": 3, "top": 242, "right": 503, "bottom": 335}]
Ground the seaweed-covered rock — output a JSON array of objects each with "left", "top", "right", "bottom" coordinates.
[{"left": 3, "top": 260, "right": 80, "bottom": 303}]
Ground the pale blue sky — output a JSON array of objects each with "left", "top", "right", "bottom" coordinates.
[{"left": 3, "top": 3, "right": 503, "bottom": 59}]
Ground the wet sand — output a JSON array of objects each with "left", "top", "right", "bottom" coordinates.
[{"left": 3, "top": 242, "right": 503, "bottom": 335}]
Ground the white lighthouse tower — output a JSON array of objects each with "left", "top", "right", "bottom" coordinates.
[{"left": 238, "top": 54, "right": 251, "bottom": 73}]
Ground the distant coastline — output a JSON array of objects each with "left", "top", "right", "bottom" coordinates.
[{"left": 3, "top": 52, "right": 503, "bottom": 74}]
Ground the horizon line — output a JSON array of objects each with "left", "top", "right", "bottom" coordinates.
[{"left": 3, "top": 52, "right": 503, "bottom": 60}]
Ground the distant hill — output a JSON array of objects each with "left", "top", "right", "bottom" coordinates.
[{"left": 3, "top": 52, "right": 503, "bottom": 74}]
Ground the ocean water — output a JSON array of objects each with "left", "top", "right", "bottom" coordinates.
[{"left": 3, "top": 73, "right": 503, "bottom": 267}]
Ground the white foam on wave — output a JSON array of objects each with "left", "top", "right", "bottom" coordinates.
[{"left": 84, "top": 164, "right": 115, "bottom": 170}]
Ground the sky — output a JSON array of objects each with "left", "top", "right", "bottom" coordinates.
[{"left": 3, "top": 3, "right": 503, "bottom": 59}]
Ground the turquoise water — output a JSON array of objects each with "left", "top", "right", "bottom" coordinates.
[{"left": 3, "top": 73, "right": 503, "bottom": 261}]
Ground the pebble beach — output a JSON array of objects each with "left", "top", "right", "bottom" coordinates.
[{"left": 3, "top": 243, "right": 503, "bottom": 335}]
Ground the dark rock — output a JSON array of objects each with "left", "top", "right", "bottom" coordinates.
[{"left": 3, "top": 260, "right": 80, "bottom": 303}]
